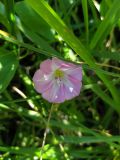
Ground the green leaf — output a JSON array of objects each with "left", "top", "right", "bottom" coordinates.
[
  {"left": 0, "top": 48, "right": 18, "bottom": 93},
  {"left": 50, "top": 120, "right": 100, "bottom": 136},
  {"left": 57, "top": 135, "right": 120, "bottom": 144},
  {"left": 15, "top": 1, "right": 59, "bottom": 56},
  {"left": 0, "top": 146, "right": 39, "bottom": 155},
  {"left": 15, "top": 1, "right": 54, "bottom": 41},
  {"left": 0, "top": 145, "right": 59, "bottom": 159},
  {"left": 0, "top": 1, "right": 10, "bottom": 30},
  {"left": 100, "top": 0, "right": 110, "bottom": 17},
  {"left": 93, "top": 50, "right": 120, "bottom": 61},
  {"left": 17, "top": 22, "right": 59, "bottom": 56}
]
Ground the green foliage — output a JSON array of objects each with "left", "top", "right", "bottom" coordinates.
[
  {"left": 25, "top": 0, "right": 120, "bottom": 111},
  {"left": 0, "top": 48, "right": 18, "bottom": 93},
  {"left": 0, "top": 0, "right": 120, "bottom": 159}
]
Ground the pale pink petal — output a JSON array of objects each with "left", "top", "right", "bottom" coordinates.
[
  {"left": 52, "top": 57, "right": 65, "bottom": 67},
  {"left": 33, "top": 69, "right": 43, "bottom": 82},
  {"left": 33, "top": 69, "right": 52, "bottom": 93},
  {"left": 51, "top": 57, "right": 61, "bottom": 71},
  {"left": 53, "top": 84, "right": 65, "bottom": 103},
  {"left": 52, "top": 57, "right": 75, "bottom": 71},
  {"left": 42, "top": 82, "right": 67, "bottom": 103},
  {"left": 68, "top": 77, "right": 82, "bottom": 95},
  {"left": 67, "top": 67, "right": 82, "bottom": 81},
  {"left": 42, "top": 82, "right": 60, "bottom": 103},
  {"left": 34, "top": 79, "right": 53, "bottom": 94},
  {"left": 40, "top": 59, "right": 52, "bottom": 74},
  {"left": 63, "top": 79, "right": 82, "bottom": 100}
]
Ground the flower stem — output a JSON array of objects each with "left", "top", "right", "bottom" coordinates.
[{"left": 40, "top": 104, "right": 54, "bottom": 160}]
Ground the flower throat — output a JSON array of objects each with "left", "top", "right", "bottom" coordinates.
[{"left": 54, "top": 69, "right": 64, "bottom": 79}]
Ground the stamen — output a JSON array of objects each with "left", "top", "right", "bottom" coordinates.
[{"left": 54, "top": 69, "right": 64, "bottom": 79}]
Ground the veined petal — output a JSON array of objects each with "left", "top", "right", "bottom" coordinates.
[
  {"left": 52, "top": 57, "right": 76, "bottom": 71},
  {"left": 42, "top": 82, "right": 60, "bottom": 103},
  {"left": 54, "top": 84, "right": 65, "bottom": 103},
  {"left": 52, "top": 57, "right": 65, "bottom": 67},
  {"left": 66, "top": 66, "right": 82, "bottom": 81},
  {"left": 63, "top": 78, "right": 82, "bottom": 100},
  {"left": 33, "top": 69, "right": 52, "bottom": 93}
]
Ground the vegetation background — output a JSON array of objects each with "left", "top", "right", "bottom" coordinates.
[{"left": 0, "top": 0, "right": 120, "bottom": 159}]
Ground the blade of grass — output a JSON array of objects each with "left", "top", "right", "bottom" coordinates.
[
  {"left": 92, "top": 50, "right": 120, "bottom": 61},
  {"left": 63, "top": 0, "right": 79, "bottom": 21},
  {"left": 81, "top": 0, "right": 89, "bottom": 43},
  {"left": 57, "top": 135, "right": 120, "bottom": 144},
  {"left": 88, "top": 0, "right": 99, "bottom": 24}
]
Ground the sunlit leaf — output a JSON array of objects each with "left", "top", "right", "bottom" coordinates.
[{"left": 0, "top": 48, "right": 18, "bottom": 93}]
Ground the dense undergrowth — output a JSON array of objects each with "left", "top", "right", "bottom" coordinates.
[{"left": 0, "top": 0, "right": 120, "bottom": 159}]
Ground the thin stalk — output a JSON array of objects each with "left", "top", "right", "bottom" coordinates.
[{"left": 40, "top": 104, "right": 54, "bottom": 160}]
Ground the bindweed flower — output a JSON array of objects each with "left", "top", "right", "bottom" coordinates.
[{"left": 33, "top": 57, "right": 82, "bottom": 103}]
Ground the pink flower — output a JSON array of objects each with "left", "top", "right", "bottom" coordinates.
[{"left": 33, "top": 57, "right": 82, "bottom": 103}]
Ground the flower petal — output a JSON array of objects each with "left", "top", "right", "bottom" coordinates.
[
  {"left": 33, "top": 69, "right": 52, "bottom": 93},
  {"left": 40, "top": 59, "right": 52, "bottom": 74},
  {"left": 42, "top": 80, "right": 67, "bottom": 103},
  {"left": 54, "top": 84, "right": 65, "bottom": 103},
  {"left": 52, "top": 57, "right": 65, "bottom": 67},
  {"left": 67, "top": 66, "right": 82, "bottom": 81},
  {"left": 42, "top": 82, "right": 60, "bottom": 102},
  {"left": 63, "top": 78, "right": 82, "bottom": 100},
  {"left": 52, "top": 57, "right": 75, "bottom": 71},
  {"left": 33, "top": 69, "right": 43, "bottom": 82}
]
